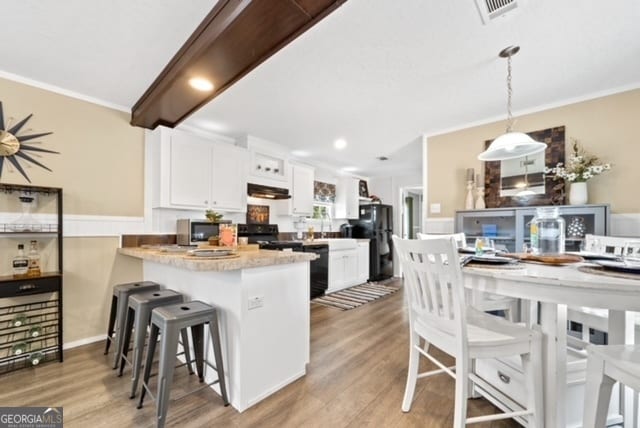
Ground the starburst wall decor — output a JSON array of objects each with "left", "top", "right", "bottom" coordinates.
[{"left": 0, "top": 101, "right": 58, "bottom": 183}]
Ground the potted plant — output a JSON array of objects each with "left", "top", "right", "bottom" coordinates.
[
  {"left": 205, "top": 209, "right": 224, "bottom": 223},
  {"left": 545, "top": 139, "right": 611, "bottom": 205}
]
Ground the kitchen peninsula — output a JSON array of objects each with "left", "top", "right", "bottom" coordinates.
[{"left": 118, "top": 246, "right": 317, "bottom": 412}]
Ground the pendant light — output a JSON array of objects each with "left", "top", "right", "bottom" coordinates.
[{"left": 478, "top": 46, "right": 546, "bottom": 161}]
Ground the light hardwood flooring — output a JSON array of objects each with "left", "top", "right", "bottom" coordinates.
[{"left": 0, "top": 279, "right": 518, "bottom": 427}]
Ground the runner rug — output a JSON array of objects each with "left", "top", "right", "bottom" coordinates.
[{"left": 311, "top": 281, "right": 401, "bottom": 310}]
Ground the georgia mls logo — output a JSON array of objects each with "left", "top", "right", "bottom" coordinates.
[{"left": 0, "top": 406, "right": 63, "bottom": 428}]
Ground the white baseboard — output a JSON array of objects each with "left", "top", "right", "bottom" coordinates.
[{"left": 63, "top": 334, "right": 104, "bottom": 350}]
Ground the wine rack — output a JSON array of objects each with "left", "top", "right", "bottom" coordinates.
[
  {"left": 0, "top": 183, "right": 63, "bottom": 374},
  {"left": 0, "top": 297, "right": 60, "bottom": 374}
]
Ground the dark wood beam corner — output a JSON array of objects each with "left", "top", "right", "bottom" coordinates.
[{"left": 130, "top": 0, "right": 348, "bottom": 130}]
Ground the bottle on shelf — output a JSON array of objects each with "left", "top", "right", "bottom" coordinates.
[
  {"left": 12, "top": 244, "right": 30, "bottom": 278},
  {"left": 11, "top": 313, "right": 28, "bottom": 327},
  {"left": 29, "top": 351, "right": 45, "bottom": 366},
  {"left": 29, "top": 325, "right": 42, "bottom": 338},
  {"left": 27, "top": 240, "right": 41, "bottom": 277},
  {"left": 12, "top": 342, "right": 28, "bottom": 356}
]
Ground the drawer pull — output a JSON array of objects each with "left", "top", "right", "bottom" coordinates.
[
  {"left": 18, "top": 284, "right": 38, "bottom": 292},
  {"left": 497, "top": 371, "right": 511, "bottom": 384}
]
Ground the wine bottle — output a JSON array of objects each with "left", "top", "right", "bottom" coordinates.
[
  {"left": 12, "top": 342, "right": 28, "bottom": 356},
  {"left": 12, "top": 244, "right": 29, "bottom": 277},
  {"left": 27, "top": 240, "right": 41, "bottom": 277},
  {"left": 29, "top": 351, "right": 44, "bottom": 366},
  {"left": 12, "top": 314, "right": 28, "bottom": 327},
  {"left": 29, "top": 325, "right": 42, "bottom": 338}
]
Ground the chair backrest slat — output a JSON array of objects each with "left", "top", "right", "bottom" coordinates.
[
  {"left": 393, "top": 235, "right": 467, "bottom": 343},
  {"left": 584, "top": 234, "right": 629, "bottom": 255}
]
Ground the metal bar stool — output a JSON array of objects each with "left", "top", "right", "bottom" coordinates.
[
  {"left": 104, "top": 281, "right": 160, "bottom": 369},
  {"left": 117, "top": 289, "right": 193, "bottom": 399},
  {"left": 138, "top": 301, "right": 229, "bottom": 428}
]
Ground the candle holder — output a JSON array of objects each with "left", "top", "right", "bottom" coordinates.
[
  {"left": 475, "top": 188, "right": 486, "bottom": 209},
  {"left": 465, "top": 181, "right": 475, "bottom": 210}
]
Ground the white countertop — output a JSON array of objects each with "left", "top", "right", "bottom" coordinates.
[{"left": 119, "top": 247, "right": 316, "bottom": 272}]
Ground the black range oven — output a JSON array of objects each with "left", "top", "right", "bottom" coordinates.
[{"left": 237, "top": 224, "right": 328, "bottom": 299}]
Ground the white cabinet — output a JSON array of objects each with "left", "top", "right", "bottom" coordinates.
[
  {"left": 328, "top": 248, "right": 359, "bottom": 292},
  {"left": 357, "top": 241, "right": 370, "bottom": 283},
  {"left": 210, "top": 142, "right": 248, "bottom": 211},
  {"left": 150, "top": 127, "right": 248, "bottom": 211},
  {"left": 168, "top": 131, "right": 210, "bottom": 208},
  {"left": 335, "top": 177, "right": 360, "bottom": 219},
  {"left": 290, "top": 164, "right": 314, "bottom": 216}
]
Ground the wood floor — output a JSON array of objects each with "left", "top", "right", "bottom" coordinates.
[{"left": 0, "top": 279, "right": 518, "bottom": 427}]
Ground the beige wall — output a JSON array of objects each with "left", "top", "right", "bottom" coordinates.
[
  {"left": 427, "top": 89, "right": 640, "bottom": 217},
  {"left": 0, "top": 77, "right": 145, "bottom": 344},
  {"left": 0, "top": 77, "right": 145, "bottom": 216}
]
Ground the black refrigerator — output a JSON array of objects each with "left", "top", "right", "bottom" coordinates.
[{"left": 350, "top": 204, "right": 393, "bottom": 281}]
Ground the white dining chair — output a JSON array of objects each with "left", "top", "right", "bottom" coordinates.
[
  {"left": 567, "top": 234, "right": 640, "bottom": 347},
  {"left": 393, "top": 235, "right": 543, "bottom": 427},
  {"left": 583, "top": 345, "right": 640, "bottom": 427},
  {"left": 416, "top": 232, "right": 519, "bottom": 322}
]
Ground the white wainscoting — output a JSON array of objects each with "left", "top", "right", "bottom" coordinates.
[{"left": 0, "top": 212, "right": 146, "bottom": 237}]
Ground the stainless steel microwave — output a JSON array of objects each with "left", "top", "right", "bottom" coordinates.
[{"left": 176, "top": 219, "right": 230, "bottom": 246}]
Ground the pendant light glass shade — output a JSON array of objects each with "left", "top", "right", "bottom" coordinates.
[
  {"left": 478, "top": 46, "right": 546, "bottom": 161},
  {"left": 478, "top": 132, "right": 546, "bottom": 161}
]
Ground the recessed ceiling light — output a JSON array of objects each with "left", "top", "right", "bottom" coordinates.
[
  {"left": 189, "top": 77, "right": 214, "bottom": 92},
  {"left": 334, "top": 138, "right": 347, "bottom": 150},
  {"left": 377, "top": 156, "right": 389, "bottom": 161},
  {"left": 342, "top": 166, "right": 358, "bottom": 172}
]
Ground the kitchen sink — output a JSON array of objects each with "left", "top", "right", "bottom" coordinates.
[{"left": 313, "top": 238, "right": 357, "bottom": 251}]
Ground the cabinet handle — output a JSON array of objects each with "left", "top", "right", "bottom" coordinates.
[
  {"left": 497, "top": 371, "right": 511, "bottom": 384},
  {"left": 18, "top": 284, "right": 38, "bottom": 293},
  {"left": 204, "top": 200, "right": 208, "bottom": 204},
  {"left": 213, "top": 201, "right": 217, "bottom": 205}
]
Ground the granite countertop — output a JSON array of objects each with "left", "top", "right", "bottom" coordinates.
[{"left": 119, "top": 247, "right": 317, "bottom": 272}]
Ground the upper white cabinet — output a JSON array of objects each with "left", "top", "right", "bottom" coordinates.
[
  {"left": 335, "top": 177, "right": 360, "bottom": 219},
  {"left": 210, "top": 142, "right": 248, "bottom": 210},
  {"left": 290, "top": 164, "right": 314, "bottom": 216},
  {"left": 150, "top": 127, "right": 248, "bottom": 211}
]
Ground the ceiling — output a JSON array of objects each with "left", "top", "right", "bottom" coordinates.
[{"left": 1, "top": 1, "right": 639, "bottom": 177}]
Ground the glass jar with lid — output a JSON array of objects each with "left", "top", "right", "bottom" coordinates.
[{"left": 530, "top": 207, "right": 565, "bottom": 255}]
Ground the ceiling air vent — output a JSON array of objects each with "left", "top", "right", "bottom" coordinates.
[{"left": 475, "top": 0, "right": 518, "bottom": 24}]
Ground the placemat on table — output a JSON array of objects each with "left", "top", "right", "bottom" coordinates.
[
  {"left": 466, "top": 262, "right": 525, "bottom": 270},
  {"left": 504, "top": 253, "right": 583, "bottom": 265},
  {"left": 578, "top": 265, "right": 640, "bottom": 280}
]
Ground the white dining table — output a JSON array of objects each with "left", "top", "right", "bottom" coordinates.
[{"left": 463, "top": 262, "right": 640, "bottom": 428}]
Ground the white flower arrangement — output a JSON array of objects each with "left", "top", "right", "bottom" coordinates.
[{"left": 545, "top": 139, "right": 611, "bottom": 183}]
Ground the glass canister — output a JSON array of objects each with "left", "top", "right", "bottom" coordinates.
[{"left": 530, "top": 207, "right": 565, "bottom": 255}]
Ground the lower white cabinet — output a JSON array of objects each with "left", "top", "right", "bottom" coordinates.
[
  {"left": 328, "top": 249, "right": 359, "bottom": 292},
  {"left": 474, "top": 349, "right": 622, "bottom": 427},
  {"left": 357, "top": 241, "right": 369, "bottom": 283}
]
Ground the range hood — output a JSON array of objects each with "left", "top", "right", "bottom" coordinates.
[{"left": 247, "top": 183, "right": 291, "bottom": 200}]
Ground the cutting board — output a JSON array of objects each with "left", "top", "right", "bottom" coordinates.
[{"left": 505, "top": 253, "right": 584, "bottom": 265}]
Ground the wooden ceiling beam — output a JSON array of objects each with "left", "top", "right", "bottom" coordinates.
[{"left": 131, "top": 0, "right": 347, "bottom": 129}]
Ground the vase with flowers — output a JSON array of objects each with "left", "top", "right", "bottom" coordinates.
[{"left": 545, "top": 139, "right": 611, "bottom": 205}]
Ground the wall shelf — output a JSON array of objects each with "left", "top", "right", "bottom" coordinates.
[{"left": 0, "top": 184, "right": 63, "bottom": 374}]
